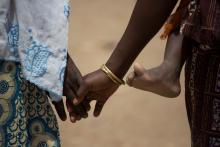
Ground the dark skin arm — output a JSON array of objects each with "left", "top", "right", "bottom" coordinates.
[
  {"left": 106, "top": 0, "right": 178, "bottom": 78},
  {"left": 74, "top": 0, "right": 178, "bottom": 117}
]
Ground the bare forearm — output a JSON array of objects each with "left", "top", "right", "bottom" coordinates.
[{"left": 106, "top": 0, "right": 178, "bottom": 78}]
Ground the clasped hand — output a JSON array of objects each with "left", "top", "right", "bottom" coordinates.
[{"left": 52, "top": 54, "right": 119, "bottom": 123}]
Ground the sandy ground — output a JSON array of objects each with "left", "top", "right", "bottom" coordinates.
[{"left": 57, "top": 0, "right": 191, "bottom": 146}]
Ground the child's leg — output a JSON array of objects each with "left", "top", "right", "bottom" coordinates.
[{"left": 126, "top": 31, "right": 189, "bottom": 98}]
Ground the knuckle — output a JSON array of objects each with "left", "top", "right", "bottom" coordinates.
[{"left": 81, "top": 81, "right": 89, "bottom": 90}]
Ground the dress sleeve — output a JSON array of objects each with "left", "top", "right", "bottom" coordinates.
[
  {"left": 0, "top": 0, "right": 10, "bottom": 54},
  {"left": 13, "top": 0, "right": 71, "bottom": 101}
]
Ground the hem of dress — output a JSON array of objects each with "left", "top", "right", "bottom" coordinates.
[
  {"left": 0, "top": 56, "right": 20, "bottom": 62},
  {"left": 25, "top": 76, "right": 63, "bottom": 102}
]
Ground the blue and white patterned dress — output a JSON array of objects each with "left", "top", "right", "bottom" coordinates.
[
  {"left": 0, "top": 0, "right": 70, "bottom": 146},
  {"left": 0, "top": 0, "right": 70, "bottom": 101},
  {"left": 0, "top": 61, "right": 61, "bottom": 146}
]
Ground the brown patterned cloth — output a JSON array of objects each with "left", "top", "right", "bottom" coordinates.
[
  {"left": 182, "top": 0, "right": 220, "bottom": 147},
  {"left": 185, "top": 41, "right": 220, "bottom": 147},
  {"left": 181, "top": 0, "right": 220, "bottom": 47},
  {"left": 182, "top": 0, "right": 220, "bottom": 146}
]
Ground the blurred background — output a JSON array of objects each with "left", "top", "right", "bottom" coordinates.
[{"left": 57, "top": 0, "right": 190, "bottom": 146}]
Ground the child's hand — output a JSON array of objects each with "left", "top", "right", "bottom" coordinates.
[
  {"left": 73, "top": 69, "right": 119, "bottom": 117},
  {"left": 53, "top": 53, "right": 91, "bottom": 123}
]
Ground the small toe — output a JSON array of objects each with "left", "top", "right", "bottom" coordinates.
[
  {"left": 133, "top": 63, "right": 145, "bottom": 76},
  {"left": 126, "top": 72, "right": 135, "bottom": 86}
]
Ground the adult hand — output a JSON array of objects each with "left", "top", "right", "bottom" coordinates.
[
  {"left": 74, "top": 69, "right": 119, "bottom": 117},
  {"left": 52, "top": 54, "right": 91, "bottom": 123}
]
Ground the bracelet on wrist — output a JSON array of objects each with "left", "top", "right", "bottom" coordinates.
[{"left": 101, "top": 64, "right": 125, "bottom": 85}]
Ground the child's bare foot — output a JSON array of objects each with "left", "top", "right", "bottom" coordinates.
[{"left": 126, "top": 63, "right": 181, "bottom": 98}]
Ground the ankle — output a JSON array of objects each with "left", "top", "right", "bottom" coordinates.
[{"left": 160, "top": 61, "right": 180, "bottom": 80}]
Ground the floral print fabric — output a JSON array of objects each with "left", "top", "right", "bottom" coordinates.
[
  {"left": 0, "top": 60, "right": 60, "bottom": 147},
  {"left": 0, "top": 0, "right": 70, "bottom": 101}
]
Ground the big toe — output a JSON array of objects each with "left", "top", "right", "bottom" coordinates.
[{"left": 134, "top": 63, "right": 145, "bottom": 76}]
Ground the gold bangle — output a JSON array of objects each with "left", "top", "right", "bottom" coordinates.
[
  {"left": 102, "top": 65, "right": 125, "bottom": 85},
  {"left": 101, "top": 66, "right": 120, "bottom": 85},
  {"left": 101, "top": 64, "right": 125, "bottom": 85}
]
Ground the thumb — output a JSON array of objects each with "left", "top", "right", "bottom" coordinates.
[
  {"left": 52, "top": 100, "right": 67, "bottom": 121},
  {"left": 94, "top": 101, "right": 105, "bottom": 117},
  {"left": 133, "top": 63, "right": 145, "bottom": 76},
  {"left": 73, "top": 83, "right": 89, "bottom": 105}
]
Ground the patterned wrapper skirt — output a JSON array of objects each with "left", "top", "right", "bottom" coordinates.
[
  {"left": 185, "top": 42, "right": 220, "bottom": 147},
  {"left": 0, "top": 60, "right": 60, "bottom": 147}
]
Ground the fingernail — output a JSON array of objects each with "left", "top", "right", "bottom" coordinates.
[
  {"left": 83, "top": 114, "right": 88, "bottom": 118},
  {"left": 94, "top": 112, "right": 99, "bottom": 117},
  {"left": 73, "top": 98, "right": 78, "bottom": 105},
  {"left": 67, "top": 108, "right": 73, "bottom": 113},
  {"left": 70, "top": 117, "right": 76, "bottom": 123}
]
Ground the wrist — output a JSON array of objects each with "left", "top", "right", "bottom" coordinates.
[
  {"left": 106, "top": 59, "right": 133, "bottom": 79},
  {"left": 100, "top": 64, "right": 125, "bottom": 85},
  {"left": 105, "top": 61, "right": 126, "bottom": 79}
]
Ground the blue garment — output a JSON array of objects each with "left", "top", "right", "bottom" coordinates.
[
  {"left": 0, "top": 60, "right": 61, "bottom": 147},
  {"left": 0, "top": 0, "right": 70, "bottom": 101}
]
